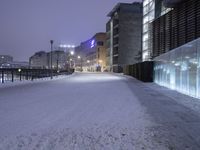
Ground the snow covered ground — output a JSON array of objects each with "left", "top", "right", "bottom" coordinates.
[{"left": 0, "top": 73, "right": 200, "bottom": 150}]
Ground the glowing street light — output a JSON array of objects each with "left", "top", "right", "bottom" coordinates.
[
  {"left": 70, "top": 51, "right": 74, "bottom": 55},
  {"left": 77, "top": 56, "right": 82, "bottom": 72},
  {"left": 87, "top": 60, "right": 90, "bottom": 63},
  {"left": 59, "top": 44, "right": 75, "bottom": 48},
  {"left": 18, "top": 68, "right": 22, "bottom": 72}
]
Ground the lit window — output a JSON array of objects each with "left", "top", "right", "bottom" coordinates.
[
  {"left": 143, "top": 0, "right": 149, "bottom": 6},
  {"left": 143, "top": 23, "right": 148, "bottom": 33},
  {"left": 143, "top": 33, "right": 149, "bottom": 42},
  {"left": 143, "top": 15, "right": 149, "bottom": 24}
]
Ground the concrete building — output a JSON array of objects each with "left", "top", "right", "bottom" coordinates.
[
  {"left": 75, "top": 33, "right": 107, "bottom": 72},
  {"left": 29, "top": 51, "right": 48, "bottom": 69},
  {"left": 47, "top": 50, "right": 67, "bottom": 70},
  {"left": 30, "top": 50, "right": 67, "bottom": 70},
  {"left": 106, "top": 2, "right": 143, "bottom": 73},
  {"left": 0, "top": 55, "right": 13, "bottom": 67},
  {"left": 151, "top": 0, "right": 200, "bottom": 98}
]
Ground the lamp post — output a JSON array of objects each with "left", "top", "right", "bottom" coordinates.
[
  {"left": 87, "top": 60, "right": 90, "bottom": 72},
  {"left": 50, "top": 40, "right": 54, "bottom": 79},
  {"left": 70, "top": 51, "right": 74, "bottom": 68},
  {"left": 78, "top": 55, "right": 82, "bottom": 72}
]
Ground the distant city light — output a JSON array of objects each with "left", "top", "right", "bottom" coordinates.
[
  {"left": 87, "top": 60, "right": 90, "bottom": 63},
  {"left": 70, "top": 51, "right": 74, "bottom": 55},
  {"left": 60, "top": 44, "right": 75, "bottom": 48},
  {"left": 18, "top": 69, "right": 21, "bottom": 72},
  {"left": 78, "top": 56, "right": 81, "bottom": 59}
]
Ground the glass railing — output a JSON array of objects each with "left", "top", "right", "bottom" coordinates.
[{"left": 154, "top": 38, "right": 200, "bottom": 98}]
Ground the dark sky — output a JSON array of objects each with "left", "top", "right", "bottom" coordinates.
[{"left": 0, "top": 0, "right": 141, "bottom": 61}]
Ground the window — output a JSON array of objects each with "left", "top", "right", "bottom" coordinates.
[{"left": 97, "top": 41, "right": 104, "bottom": 46}]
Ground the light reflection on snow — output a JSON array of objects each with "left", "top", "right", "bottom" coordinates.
[{"left": 70, "top": 73, "right": 124, "bottom": 83}]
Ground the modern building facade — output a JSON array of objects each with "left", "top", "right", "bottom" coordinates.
[
  {"left": 152, "top": 0, "right": 200, "bottom": 98},
  {"left": 0, "top": 55, "right": 13, "bottom": 67},
  {"left": 30, "top": 50, "right": 67, "bottom": 70},
  {"left": 75, "top": 32, "right": 107, "bottom": 72},
  {"left": 29, "top": 51, "right": 48, "bottom": 69},
  {"left": 142, "top": 0, "right": 171, "bottom": 61},
  {"left": 47, "top": 50, "right": 67, "bottom": 70},
  {"left": 106, "top": 2, "right": 143, "bottom": 72},
  {"left": 152, "top": 0, "right": 200, "bottom": 58}
]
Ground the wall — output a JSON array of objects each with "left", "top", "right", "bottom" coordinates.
[
  {"left": 154, "top": 38, "right": 200, "bottom": 98},
  {"left": 152, "top": 0, "right": 200, "bottom": 58},
  {"left": 119, "top": 12, "right": 142, "bottom": 65},
  {"left": 123, "top": 61, "right": 154, "bottom": 82}
]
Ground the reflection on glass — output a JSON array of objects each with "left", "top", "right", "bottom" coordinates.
[{"left": 154, "top": 38, "right": 200, "bottom": 99}]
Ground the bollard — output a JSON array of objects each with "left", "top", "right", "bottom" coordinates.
[
  {"left": 1, "top": 70, "right": 4, "bottom": 83},
  {"left": 26, "top": 71, "right": 28, "bottom": 80},
  {"left": 11, "top": 70, "right": 14, "bottom": 82}
]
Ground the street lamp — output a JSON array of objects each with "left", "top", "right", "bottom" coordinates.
[
  {"left": 87, "top": 60, "right": 90, "bottom": 72},
  {"left": 50, "top": 40, "right": 54, "bottom": 79},
  {"left": 69, "top": 58, "right": 73, "bottom": 68},
  {"left": 70, "top": 51, "right": 74, "bottom": 55},
  {"left": 77, "top": 56, "right": 82, "bottom": 72}
]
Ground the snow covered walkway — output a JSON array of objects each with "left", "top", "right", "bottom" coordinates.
[{"left": 0, "top": 73, "right": 200, "bottom": 150}]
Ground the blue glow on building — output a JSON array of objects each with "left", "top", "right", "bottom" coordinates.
[{"left": 91, "top": 39, "right": 95, "bottom": 48}]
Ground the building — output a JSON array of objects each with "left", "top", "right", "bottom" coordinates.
[
  {"left": 29, "top": 51, "right": 48, "bottom": 69},
  {"left": 75, "top": 32, "right": 107, "bottom": 72},
  {"left": 0, "top": 55, "right": 13, "bottom": 67},
  {"left": 30, "top": 50, "right": 67, "bottom": 70},
  {"left": 151, "top": 0, "right": 200, "bottom": 98},
  {"left": 142, "top": 0, "right": 172, "bottom": 61},
  {"left": 84, "top": 51, "right": 96, "bottom": 72},
  {"left": 47, "top": 50, "right": 67, "bottom": 70},
  {"left": 106, "top": 2, "right": 143, "bottom": 73}
]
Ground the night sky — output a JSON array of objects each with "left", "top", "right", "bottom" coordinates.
[{"left": 0, "top": 0, "right": 141, "bottom": 61}]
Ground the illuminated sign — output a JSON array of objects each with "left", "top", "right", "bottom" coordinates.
[{"left": 91, "top": 39, "right": 95, "bottom": 48}]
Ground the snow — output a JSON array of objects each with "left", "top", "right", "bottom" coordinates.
[
  {"left": 0, "top": 73, "right": 200, "bottom": 149},
  {"left": 0, "top": 74, "right": 73, "bottom": 89},
  {"left": 146, "top": 82, "right": 200, "bottom": 114}
]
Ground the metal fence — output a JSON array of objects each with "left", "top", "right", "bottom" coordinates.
[{"left": 0, "top": 68, "right": 73, "bottom": 83}]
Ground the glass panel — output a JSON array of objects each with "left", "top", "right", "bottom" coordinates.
[
  {"left": 142, "top": 51, "right": 149, "bottom": 61},
  {"left": 143, "top": 32, "right": 148, "bottom": 42},
  {"left": 143, "top": 23, "right": 148, "bottom": 33},
  {"left": 149, "top": 10, "right": 155, "bottom": 21},
  {"left": 143, "top": 5, "right": 149, "bottom": 15},
  {"left": 143, "top": 40, "right": 148, "bottom": 50},
  {"left": 143, "top": 15, "right": 149, "bottom": 24},
  {"left": 197, "top": 39, "right": 200, "bottom": 97},
  {"left": 149, "top": 1, "right": 155, "bottom": 12},
  {"left": 154, "top": 38, "right": 200, "bottom": 99},
  {"left": 143, "top": 0, "right": 149, "bottom": 6}
]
